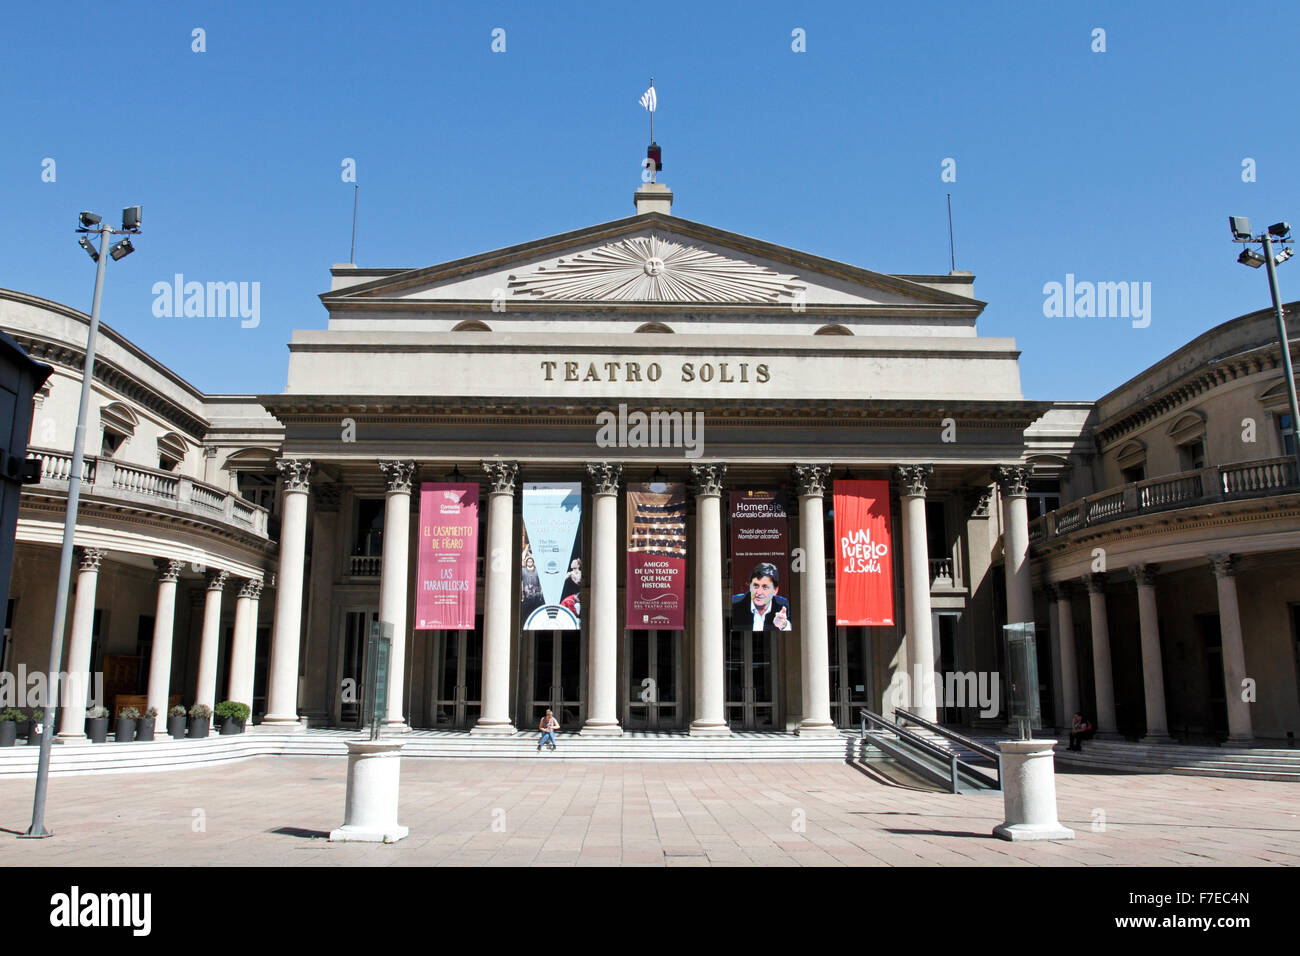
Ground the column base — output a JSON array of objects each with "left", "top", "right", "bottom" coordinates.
[
  {"left": 54, "top": 733, "right": 86, "bottom": 743},
  {"left": 689, "top": 721, "right": 731, "bottom": 737},
  {"left": 329, "top": 823, "right": 409, "bottom": 844},
  {"left": 580, "top": 721, "right": 624, "bottom": 737},
  {"left": 259, "top": 715, "right": 307, "bottom": 732},
  {"left": 469, "top": 720, "right": 517, "bottom": 736},
  {"left": 795, "top": 721, "right": 839, "bottom": 737},
  {"left": 1222, "top": 735, "right": 1254, "bottom": 746},
  {"left": 993, "top": 822, "right": 1075, "bottom": 842},
  {"left": 1141, "top": 733, "right": 1177, "bottom": 744},
  {"left": 381, "top": 721, "right": 412, "bottom": 735}
]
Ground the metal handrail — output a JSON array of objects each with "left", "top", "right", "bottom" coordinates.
[
  {"left": 859, "top": 708, "right": 998, "bottom": 794},
  {"left": 893, "top": 707, "right": 1000, "bottom": 762}
]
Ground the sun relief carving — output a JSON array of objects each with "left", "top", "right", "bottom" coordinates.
[{"left": 507, "top": 234, "right": 805, "bottom": 303}]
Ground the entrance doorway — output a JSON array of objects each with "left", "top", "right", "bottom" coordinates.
[
  {"left": 725, "top": 630, "right": 778, "bottom": 730},
  {"left": 829, "top": 625, "right": 872, "bottom": 727},
  {"left": 625, "top": 630, "right": 683, "bottom": 730},
  {"left": 338, "top": 608, "right": 378, "bottom": 728},
  {"left": 430, "top": 623, "right": 483, "bottom": 730},
  {"left": 529, "top": 630, "right": 583, "bottom": 730}
]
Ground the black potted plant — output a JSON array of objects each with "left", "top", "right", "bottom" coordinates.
[
  {"left": 215, "top": 700, "right": 250, "bottom": 735},
  {"left": 167, "top": 705, "right": 187, "bottom": 739},
  {"left": 115, "top": 705, "right": 140, "bottom": 742},
  {"left": 137, "top": 706, "right": 157, "bottom": 742},
  {"left": 26, "top": 709, "right": 44, "bottom": 745},
  {"left": 0, "top": 708, "right": 21, "bottom": 747},
  {"left": 86, "top": 705, "right": 110, "bottom": 743},
  {"left": 15, "top": 710, "right": 31, "bottom": 740},
  {"left": 187, "top": 703, "right": 212, "bottom": 738}
]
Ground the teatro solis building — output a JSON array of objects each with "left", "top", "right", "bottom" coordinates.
[{"left": 252, "top": 180, "right": 1051, "bottom": 738}]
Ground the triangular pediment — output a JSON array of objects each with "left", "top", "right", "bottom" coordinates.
[{"left": 321, "top": 214, "right": 983, "bottom": 311}]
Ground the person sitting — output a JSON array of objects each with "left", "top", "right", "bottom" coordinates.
[{"left": 1068, "top": 712, "right": 1095, "bottom": 751}]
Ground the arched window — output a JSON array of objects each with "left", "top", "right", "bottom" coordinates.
[
  {"left": 452, "top": 320, "right": 492, "bottom": 332},
  {"left": 634, "top": 322, "right": 674, "bottom": 334},
  {"left": 1115, "top": 440, "right": 1147, "bottom": 484},
  {"left": 157, "top": 432, "right": 188, "bottom": 472},
  {"left": 99, "top": 402, "right": 139, "bottom": 458},
  {"left": 814, "top": 324, "right": 853, "bottom": 336}
]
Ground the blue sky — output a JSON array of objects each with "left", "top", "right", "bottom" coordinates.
[{"left": 2, "top": 1, "right": 1296, "bottom": 400}]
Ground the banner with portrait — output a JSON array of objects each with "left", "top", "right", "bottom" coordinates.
[
  {"left": 415, "top": 482, "right": 479, "bottom": 630},
  {"left": 625, "top": 481, "right": 686, "bottom": 630},
  {"left": 729, "top": 489, "right": 792, "bottom": 632},
  {"left": 521, "top": 482, "right": 583, "bottom": 630},
  {"left": 833, "top": 480, "right": 895, "bottom": 626}
]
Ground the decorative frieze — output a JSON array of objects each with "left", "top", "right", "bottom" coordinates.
[
  {"left": 792, "top": 463, "right": 831, "bottom": 498},
  {"left": 276, "top": 458, "right": 313, "bottom": 493},
  {"left": 379, "top": 460, "right": 416, "bottom": 495},
  {"left": 689, "top": 462, "right": 727, "bottom": 497},
  {"left": 481, "top": 459, "right": 519, "bottom": 495},
  {"left": 586, "top": 462, "right": 623, "bottom": 496},
  {"left": 895, "top": 463, "right": 933, "bottom": 498}
]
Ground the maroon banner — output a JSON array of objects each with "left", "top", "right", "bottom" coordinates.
[
  {"left": 626, "top": 482, "right": 686, "bottom": 630},
  {"left": 833, "top": 480, "right": 894, "bottom": 626},
  {"left": 729, "top": 489, "right": 792, "bottom": 632},
  {"left": 415, "top": 482, "right": 479, "bottom": 629}
]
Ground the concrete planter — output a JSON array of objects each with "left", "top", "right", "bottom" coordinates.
[
  {"left": 136, "top": 717, "right": 156, "bottom": 742},
  {"left": 0, "top": 723, "right": 15, "bottom": 747},
  {"left": 28, "top": 723, "right": 44, "bottom": 745},
  {"left": 218, "top": 717, "right": 245, "bottom": 735},
  {"left": 86, "top": 717, "right": 109, "bottom": 743},
  {"left": 187, "top": 716, "right": 210, "bottom": 738},
  {"left": 167, "top": 716, "right": 187, "bottom": 739},
  {"left": 15, "top": 720, "right": 31, "bottom": 739},
  {"left": 114, "top": 717, "right": 137, "bottom": 742}
]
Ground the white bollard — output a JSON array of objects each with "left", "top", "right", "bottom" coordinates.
[
  {"left": 329, "top": 740, "right": 409, "bottom": 843},
  {"left": 993, "top": 739, "right": 1075, "bottom": 842}
]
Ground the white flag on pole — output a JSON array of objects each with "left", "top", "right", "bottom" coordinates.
[{"left": 639, "top": 85, "right": 657, "bottom": 112}]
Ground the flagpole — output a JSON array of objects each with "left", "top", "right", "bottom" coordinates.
[{"left": 649, "top": 76, "right": 654, "bottom": 143}]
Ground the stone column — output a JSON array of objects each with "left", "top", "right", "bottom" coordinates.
[
  {"left": 376, "top": 460, "right": 415, "bottom": 732},
  {"left": 228, "top": 578, "right": 258, "bottom": 706},
  {"left": 1210, "top": 554, "right": 1253, "bottom": 742},
  {"left": 145, "top": 558, "right": 185, "bottom": 720},
  {"left": 582, "top": 462, "right": 623, "bottom": 736},
  {"left": 689, "top": 462, "right": 730, "bottom": 736},
  {"left": 264, "top": 458, "right": 313, "bottom": 727},
  {"left": 1133, "top": 564, "right": 1169, "bottom": 740},
  {"left": 472, "top": 460, "right": 518, "bottom": 735},
  {"left": 57, "top": 547, "right": 105, "bottom": 740},
  {"left": 1085, "top": 573, "right": 1117, "bottom": 735},
  {"left": 194, "top": 570, "right": 228, "bottom": 712},
  {"left": 996, "top": 466, "right": 1035, "bottom": 627},
  {"left": 1044, "top": 584, "right": 1065, "bottom": 729},
  {"left": 1054, "top": 582, "right": 1080, "bottom": 724},
  {"left": 897, "top": 464, "right": 937, "bottom": 720},
  {"left": 793, "top": 464, "right": 836, "bottom": 736}
]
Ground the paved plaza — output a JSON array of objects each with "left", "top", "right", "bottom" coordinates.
[{"left": 0, "top": 757, "right": 1296, "bottom": 866}]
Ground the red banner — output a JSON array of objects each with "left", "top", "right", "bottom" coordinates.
[
  {"left": 833, "top": 480, "right": 894, "bottom": 626},
  {"left": 415, "top": 483, "right": 479, "bottom": 629},
  {"left": 626, "top": 482, "right": 686, "bottom": 630}
]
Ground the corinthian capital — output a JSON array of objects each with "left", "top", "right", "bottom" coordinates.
[
  {"left": 792, "top": 463, "right": 831, "bottom": 498},
  {"left": 895, "top": 464, "right": 933, "bottom": 498},
  {"left": 689, "top": 462, "right": 727, "bottom": 497},
  {"left": 276, "top": 458, "right": 313, "bottom": 493},
  {"left": 996, "top": 465, "right": 1031, "bottom": 498},
  {"left": 586, "top": 462, "right": 622, "bottom": 496},
  {"left": 379, "top": 459, "right": 416, "bottom": 494},
  {"left": 481, "top": 459, "right": 519, "bottom": 495},
  {"left": 154, "top": 558, "right": 185, "bottom": 583}
]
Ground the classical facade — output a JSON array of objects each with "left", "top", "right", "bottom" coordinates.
[{"left": 3, "top": 182, "right": 1297, "bottom": 745}]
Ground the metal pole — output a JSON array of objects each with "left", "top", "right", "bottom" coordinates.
[
  {"left": 349, "top": 184, "right": 359, "bottom": 265},
  {"left": 1262, "top": 233, "right": 1300, "bottom": 479},
  {"left": 25, "top": 220, "right": 112, "bottom": 838}
]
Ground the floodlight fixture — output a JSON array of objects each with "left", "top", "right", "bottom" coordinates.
[
  {"left": 78, "top": 211, "right": 101, "bottom": 228},
  {"left": 1268, "top": 222, "right": 1292, "bottom": 239},
  {"left": 122, "top": 205, "right": 142, "bottom": 231},
  {"left": 108, "top": 238, "right": 134, "bottom": 261},
  {"left": 1238, "top": 248, "right": 1266, "bottom": 268},
  {"left": 1229, "top": 216, "right": 1253, "bottom": 240},
  {"left": 1276, "top": 248, "right": 1295, "bottom": 266},
  {"left": 78, "top": 236, "right": 98, "bottom": 261}
]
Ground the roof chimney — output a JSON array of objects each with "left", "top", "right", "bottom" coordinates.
[{"left": 634, "top": 182, "right": 673, "bottom": 215}]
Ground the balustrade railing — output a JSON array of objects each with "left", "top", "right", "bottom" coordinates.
[
  {"left": 1034, "top": 456, "right": 1299, "bottom": 546},
  {"left": 24, "top": 446, "right": 269, "bottom": 539},
  {"left": 349, "top": 555, "right": 382, "bottom": 576}
]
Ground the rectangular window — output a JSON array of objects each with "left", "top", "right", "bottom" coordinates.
[
  {"left": 1121, "top": 464, "right": 1146, "bottom": 484},
  {"left": 1280, "top": 413, "right": 1296, "bottom": 457},
  {"left": 1026, "top": 478, "right": 1062, "bottom": 520},
  {"left": 1179, "top": 438, "right": 1206, "bottom": 471}
]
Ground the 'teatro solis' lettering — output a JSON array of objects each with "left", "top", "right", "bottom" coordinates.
[{"left": 539, "top": 361, "right": 770, "bottom": 384}]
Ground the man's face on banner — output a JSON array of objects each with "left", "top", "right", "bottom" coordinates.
[{"left": 749, "top": 575, "right": 777, "bottom": 610}]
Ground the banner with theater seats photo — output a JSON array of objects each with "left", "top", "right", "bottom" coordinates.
[
  {"left": 521, "top": 482, "right": 583, "bottom": 630},
  {"left": 415, "top": 482, "right": 480, "bottom": 630},
  {"left": 833, "top": 480, "right": 895, "bottom": 626},
  {"left": 626, "top": 481, "right": 687, "bottom": 629},
  {"left": 729, "top": 489, "right": 792, "bottom": 633}
]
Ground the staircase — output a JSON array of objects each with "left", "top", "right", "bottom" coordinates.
[{"left": 1053, "top": 739, "right": 1300, "bottom": 782}]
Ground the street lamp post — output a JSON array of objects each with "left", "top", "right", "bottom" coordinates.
[
  {"left": 1230, "top": 217, "right": 1300, "bottom": 480},
  {"left": 23, "top": 207, "right": 141, "bottom": 839}
]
